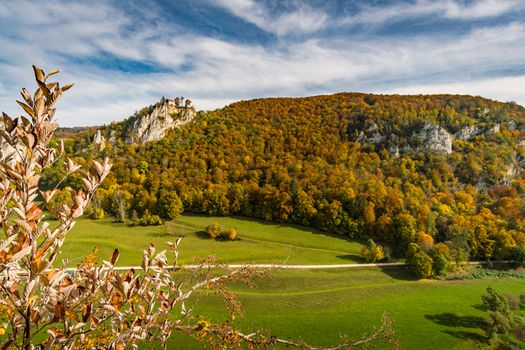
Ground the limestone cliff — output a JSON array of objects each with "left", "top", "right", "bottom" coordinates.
[
  {"left": 412, "top": 122, "right": 453, "bottom": 155},
  {"left": 128, "top": 98, "right": 196, "bottom": 144},
  {"left": 356, "top": 121, "right": 453, "bottom": 155},
  {"left": 92, "top": 129, "right": 106, "bottom": 150},
  {"left": 454, "top": 123, "right": 500, "bottom": 141}
]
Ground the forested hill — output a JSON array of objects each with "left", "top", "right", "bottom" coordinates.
[{"left": 49, "top": 93, "right": 525, "bottom": 261}]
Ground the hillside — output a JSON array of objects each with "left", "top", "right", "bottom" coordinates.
[{"left": 47, "top": 93, "right": 525, "bottom": 262}]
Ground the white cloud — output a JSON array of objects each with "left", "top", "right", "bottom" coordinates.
[
  {"left": 212, "top": 0, "right": 328, "bottom": 35},
  {"left": 340, "top": 0, "right": 523, "bottom": 26},
  {"left": 444, "top": 0, "right": 520, "bottom": 19},
  {"left": 1, "top": 0, "right": 525, "bottom": 126}
]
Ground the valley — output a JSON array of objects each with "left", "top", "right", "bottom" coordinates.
[{"left": 58, "top": 215, "right": 525, "bottom": 349}]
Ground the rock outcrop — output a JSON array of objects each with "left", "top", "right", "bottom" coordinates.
[
  {"left": 412, "top": 122, "right": 453, "bottom": 155},
  {"left": 454, "top": 123, "right": 501, "bottom": 141},
  {"left": 356, "top": 121, "right": 453, "bottom": 155},
  {"left": 454, "top": 125, "right": 481, "bottom": 141},
  {"left": 93, "top": 129, "right": 106, "bottom": 150},
  {"left": 129, "top": 97, "right": 196, "bottom": 144}
]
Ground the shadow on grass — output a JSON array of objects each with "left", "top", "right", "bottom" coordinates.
[
  {"left": 194, "top": 230, "right": 210, "bottom": 239},
  {"left": 425, "top": 313, "right": 486, "bottom": 328},
  {"left": 472, "top": 303, "right": 488, "bottom": 312},
  {"left": 442, "top": 330, "right": 486, "bottom": 342},
  {"left": 425, "top": 313, "right": 488, "bottom": 342},
  {"left": 378, "top": 266, "right": 416, "bottom": 281},
  {"left": 336, "top": 254, "right": 364, "bottom": 262},
  {"left": 148, "top": 232, "right": 185, "bottom": 238}
]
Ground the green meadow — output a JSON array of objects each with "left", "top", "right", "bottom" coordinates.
[
  {"left": 59, "top": 215, "right": 364, "bottom": 266},
  {"left": 172, "top": 268, "right": 525, "bottom": 350},
  {"left": 59, "top": 215, "right": 525, "bottom": 349}
]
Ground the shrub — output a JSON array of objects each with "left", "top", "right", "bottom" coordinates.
[
  {"left": 227, "top": 227, "right": 238, "bottom": 240},
  {"left": 431, "top": 243, "right": 451, "bottom": 276},
  {"left": 89, "top": 207, "right": 105, "bottom": 220},
  {"left": 431, "top": 253, "right": 450, "bottom": 276},
  {"left": 361, "top": 239, "right": 385, "bottom": 262},
  {"left": 129, "top": 209, "right": 163, "bottom": 226},
  {"left": 206, "top": 222, "right": 222, "bottom": 239},
  {"left": 406, "top": 243, "right": 434, "bottom": 278}
]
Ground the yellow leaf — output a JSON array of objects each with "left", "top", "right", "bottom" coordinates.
[{"left": 65, "top": 309, "right": 80, "bottom": 322}]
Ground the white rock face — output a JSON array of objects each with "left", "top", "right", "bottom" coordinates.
[
  {"left": 388, "top": 144, "right": 400, "bottom": 158},
  {"left": 485, "top": 123, "right": 500, "bottom": 134},
  {"left": 412, "top": 123, "right": 452, "bottom": 155},
  {"left": 108, "top": 130, "right": 117, "bottom": 145},
  {"left": 130, "top": 99, "right": 196, "bottom": 144},
  {"left": 357, "top": 131, "right": 385, "bottom": 144},
  {"left": 454, "top": 123, "right": 501, "bottom": 141},
  {"left": 454, "top": 125, "right": 481, "bottom": 141},
  {"left": 504, "top": 120, "right": 517, "bottom": 131},
  {"left": 93, "top": 130, "right": 106, "bottom": 150}
]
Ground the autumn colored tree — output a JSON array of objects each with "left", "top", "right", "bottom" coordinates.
[
  {"left": 361, "top": 239, "right": 385, "bottom": 262},
  {"left": 227, "top": 227, "right": 238, "bottom": 240},
  {"left": 206, "top": 222, "right": 222, "bottom": 239},
  {"left": 406, "top": 243, "right": 433, "bottom": 278}
]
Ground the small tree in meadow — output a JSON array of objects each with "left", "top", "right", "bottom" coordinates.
[
  {"left": 361, "top": 239, "right": 385, "bottom": 262},
  {"left": 227, "top": 227, "right": 238, "bottom": 240},
  {"left": 206, "top": 222, "right": 222, "bottom": 239},
  {"left": 481, "top": 287, "right": 516, "bottom": 340}
]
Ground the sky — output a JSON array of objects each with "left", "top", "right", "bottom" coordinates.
[{"left": 1, "top": 0, "right": 525, "bottom": 127}]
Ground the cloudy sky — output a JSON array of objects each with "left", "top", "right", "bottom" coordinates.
[{"left": 1, "top": 0, "right": 525, "bottom": 126}]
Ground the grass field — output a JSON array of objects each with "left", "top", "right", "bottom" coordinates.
[
  {"left": 170, "top": 268, "right": 525, "bottom": 350},
  {"left": 57, "top": 215, "right": 525, "bottom": 349},
  {"left": 58, "top": 214, "right": 364, "bottom": 266}
]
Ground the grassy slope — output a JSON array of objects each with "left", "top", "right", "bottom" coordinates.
[
  {"left": 59, "top": 214, "right": 363, "bottom": 266},
  {"left": 172, "top": 268, "right": 525, "bottom": 350},
  {"left": 58, "top": 215, "right": 525, "bottom": 349}
]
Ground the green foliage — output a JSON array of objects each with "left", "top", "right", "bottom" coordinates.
[
  {"left": 130, "top": 209, "right": 163, "bottom": 226},
  {"left": 227, "top": 227, "right": 238, "bottom": 240},
  {"left": 509, "top": 246, "right": 525, "bottom": 265},
  {"left": 431, "top": 254, "right": 450, "bottom": 277},
  {"left": 481, "top": 287, "right": 516, "bottom": 340},
  {"left": 206, "top": 222, "right": 221, "bottom": 239},
  {"left": 361, "top": 239, "right": 385, "bottom": 262},
  {"left": 458, "top": 268, "right": 525, "bottom": 280},
  {"left": 89, "top": 208, "right": 105, "bottom": 220},
  {"left": 46, "top": 188, "right": 74, "bottom": 217},
  {"left": 158, "top": 190, "right": 183, "bottom": 220},
  {"left": 406, "top": 243, "right": 434, "bottom": 278}
]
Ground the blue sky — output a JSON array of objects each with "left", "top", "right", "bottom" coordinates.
[{"left": 1, "top": 0, "right": 525, "bottom": 126}]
